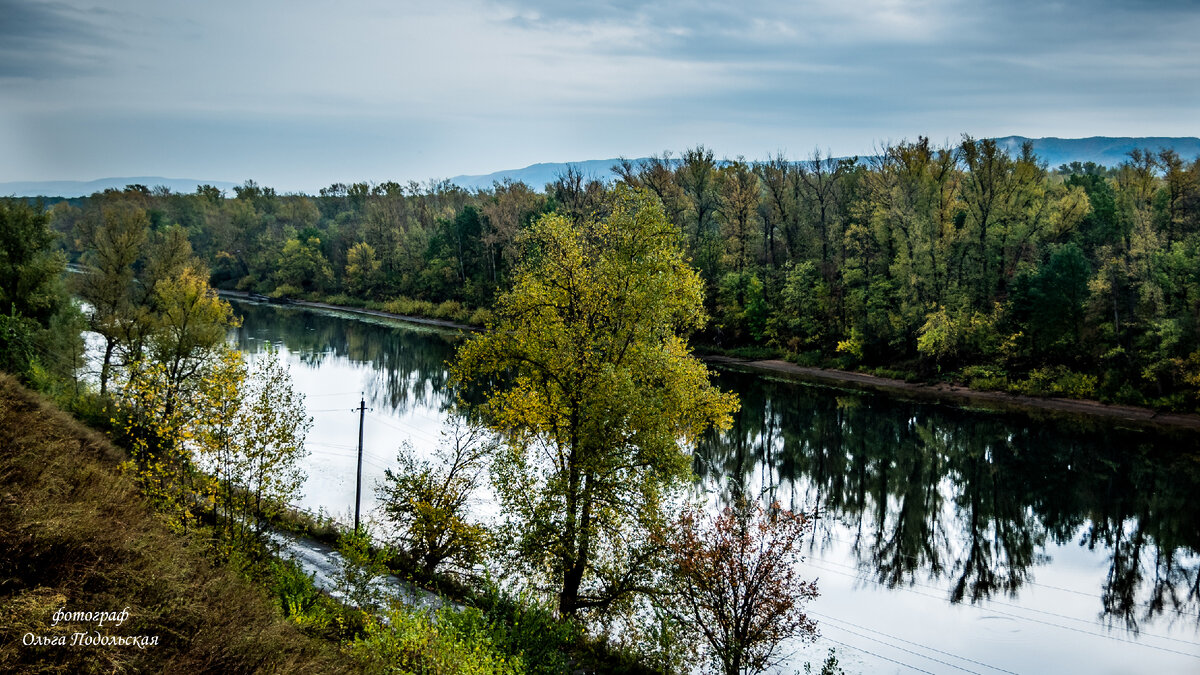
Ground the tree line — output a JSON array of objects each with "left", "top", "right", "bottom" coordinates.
[
  {"left": 2, "top": 187, "right": 827, "bottom": 674},
  {"left": 39, "top": 137, "right": 1200, "bottom": 410}
]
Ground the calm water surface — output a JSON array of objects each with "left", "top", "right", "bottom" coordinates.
[{"left": 230, "top": 299, "right": 1200, "bottom": 675}]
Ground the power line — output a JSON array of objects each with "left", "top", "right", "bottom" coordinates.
[
  {"left": 810, "top": 611, "right": 1021, "bottom": 675},
  {"left": 821, "top": 636, "right": 937, "bottom": 675},
  {"left": 820, "top": 622, "right": 985, "bottom": 675},
  {"left": 818, "top": 532, "right": 1194, "bottom": 616},
  {"left": 366, "top": 412, "right": 443, "bottom": 444},
  {"left": 309, "top": 441, "right": 358, "bottom": 450},
  {"left": 809, "top": 556, "right": 1199, "bottom": 642},
  {"left": 805, "top": 561, "right": 1200, "bottom": 659}
]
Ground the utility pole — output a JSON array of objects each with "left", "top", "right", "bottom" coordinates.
[{"left": 354, "top": 395, "right": 367, "bottom": 533}]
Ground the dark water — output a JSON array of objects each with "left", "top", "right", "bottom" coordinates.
[{"left": 230, "top": 299, "right": 1200, "bottom": 674}]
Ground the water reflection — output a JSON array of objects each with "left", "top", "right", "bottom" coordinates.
[
  {"left": 232, "top": 301, "right": 461, "bottom": 416},
  {"left": 229, "top": 300, "right": 1200, "bottom": 644},
  {"left": 694, "top": 370, "right": 1200, "bottom": 631}
]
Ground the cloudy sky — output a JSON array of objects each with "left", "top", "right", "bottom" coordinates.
[{"left": 2, "top": 0, "right": 1197, "bottom": 192}]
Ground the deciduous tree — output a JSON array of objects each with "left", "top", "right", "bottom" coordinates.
[
  {"left": 663, "top": 500, "right": 819, "bottom": 675},
  {"left": 378, "top": 419, "right": 492, "bottom": 576},
  {"left": 452, "top": 186, "right": 738, "bottom": 618}
]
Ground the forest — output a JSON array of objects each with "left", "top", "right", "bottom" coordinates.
[
  {"left": 3, "top": 135, "right": 1198, "bottom": 673},
  {"left": 27, "top": 135, "right": 1200, "bottom": 411},
  {"left": 1, "top": 179, "right": 822, "bottom": 674}
]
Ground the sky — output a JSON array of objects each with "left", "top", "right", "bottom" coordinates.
[{"left": 2, "top": 0, "right": 1197, "bottom": 192}]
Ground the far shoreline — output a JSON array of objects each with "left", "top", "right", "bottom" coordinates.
[
  {"left": 707, "top": 356, "right": 1200, "bottom": 432},
  {"left": 219, "top": 290, "right": 1200, "bottom": 433}
]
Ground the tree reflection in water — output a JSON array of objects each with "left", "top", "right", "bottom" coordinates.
[
  {"left": 694, "top": 370, "right": 1200, "bottom": 631},
  {"left": 231, "top": 301, "right": 1199, "bottom": 632},
  {"left": 232, "top": 301, "right": 460, "bottom": 417}
]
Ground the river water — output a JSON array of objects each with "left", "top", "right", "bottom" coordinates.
[{"left": 228, "top": 298, "right": 1200, "bottom": 674}]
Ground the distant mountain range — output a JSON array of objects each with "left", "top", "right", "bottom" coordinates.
[
  {"left": 5, "top": 137, "right": 1198, "bottom": 197},
  {"left": 992, "top": 136, "right": 1200, "bottom": 169},
  {"left": 450, "top": 136, "right": 1200, "bottom": 190},
  {"left": 0, "top": 177, "right": 239, "bottom": 199}
]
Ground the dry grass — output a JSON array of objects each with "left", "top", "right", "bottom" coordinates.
[{"left": 0, "top": 374, "right": 354, "bottom": 674}]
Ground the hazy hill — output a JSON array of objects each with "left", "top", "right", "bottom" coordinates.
[
  {"left": 450, "top": 136, "right": 1200, "bottom": 191},
  {"left": 4, "top": 137, "right": 1197, "bottom": 197},
  {"left": 0, "top": 176, "right": 239, "bottom": 199},
  {"left": 994, "top": 136, "right": 1200, "bottom": 169}
]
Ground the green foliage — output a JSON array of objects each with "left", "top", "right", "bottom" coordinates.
[
  {"left": 383, "top": 296, "right": 438, "bottom": 318},
  {"left": 267, "top": 558, "right": 357, "bottom": 639},
  {"left": 774, "top": 261, "right": 828, "bottom": 351},
  {"left": 0, "top": 200, "right": 80, "bottom": 385},
  {"left": 468, "top": 585, "right": 578, "bottom": 675},
  {"left": 47, "top": 140, "right": 1200, "bottom": 411},
  {"left": 835, "top": 328, "right": 865, "bottom": 363},
  {"left": 452, "top": 185, "right": 738, "bottom": 618},
  {"left": 0, "top": 310, "right": 37, "bottom": 376},
  {"left": 334, "top": 529, "right": 393, "bottom": 611},
  {"left": 716, "top": 272, "right": 769, "bottom": 343},
  {"left": 276, "top": 236, "right": 334, "bottom": 294},
  {"left": 378, "top": 421, "right": 492, "bottom": 576},
  {"left": 1011, "top": 366, "right": 1098, "bottom": 398},
  {"left": 346, "top": 241, "right": 383, "bottom": 297},
  {"left": 0, "top": 200, "right": 67, "bottom": 326},
  {"left": 960, "top": 364, "right": 1009, "bottom": 391},
  {"left": 916, "top": 304, "right": 1003, "bottom": 369},
  {"left": 468, "top": 307, "right": 494, "bottom": 326},
  {"left": 350, "top": 605, "right": 526, "bottom": 675}
]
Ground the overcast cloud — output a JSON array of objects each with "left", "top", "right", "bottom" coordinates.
[{"left": 1, "top": 0, "right": 1196, "bottom": 191}]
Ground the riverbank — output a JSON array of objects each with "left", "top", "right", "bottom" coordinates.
[
  {"left": 0, "top": 374, "right": 648, "bottom": 674},
  {"left": 220, "top": 291, "right": 1200, "bottom": 431},
  {"left": 708, "top": 356, "right": 1200, "bottom": 431},
  {"left": 0, "top": 373, "right": 350, "bottom": 673},
  {"left": 218, "top": 289, "right": 478, "bottom": 332}
]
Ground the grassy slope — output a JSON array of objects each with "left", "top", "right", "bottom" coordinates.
[{"left": 0, "top": 374, "right": 354, "bottom": 674}]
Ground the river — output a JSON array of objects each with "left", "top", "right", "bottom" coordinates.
[{"left": 228, "top": 298, "right": 1200, "bottom": 674}]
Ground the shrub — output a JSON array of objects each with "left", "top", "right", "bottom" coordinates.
[
  {"left": 350, "top": 605, "right": 525, "bottom": 675},
  {"left": 1012, "top": 366, "right": 1098, "bottom": 398},
  {"left": 433, "top": 300, "right": 467, "bottom": 322},
  {"left": 471, "top": 585, "right": 577, "bottom": 675},
  {"left": 272, "top": 283, "right": 304, "bottom": 299},
  {"left": 468, "top": 308, "right": 493, "bottom": 327},
  {"left": 960, "top": 365, "right": 1008, "bottom": 391},
  {"left": 377, "top": 424, "right": 492, "bottom": 577}
]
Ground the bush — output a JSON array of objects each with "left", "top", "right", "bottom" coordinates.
[
  {"left": 468, "top": 308, "right": 493, "bottom": 327},
  {"left": 788, "top": 350, "right": 822, "bottom": 367},
  {"left": 383, "top": 297, "right": 436, "bottom": 318},
  {"left": 377, "top": 427, "right": 492, "bottom": 577},
  {"left": 1012, "top": 366, "right": 1098, "bottom": 398},
  {"left": 266, "top": 558, "right": 361, "bottom": 640},
  {"left": 272, "top": 283, "right": 304, "bottom": 299},
  {"left": 350, "top": 605, "right": 525, "bottom": 675},
  {"left": 322, "top": 293, "right": 360, "bottom": 308},
  {"left": 470, "top": 585, "right": 577, "bottom": 675},
  {"left": 960, "top": 365, "right": 1009, "bottom": 391},
  {"left": 433, "top": 300, "right": 468, "bottom": 322},
  {"left": 333, "top": 529, "right": 394, "bottom": 611}
]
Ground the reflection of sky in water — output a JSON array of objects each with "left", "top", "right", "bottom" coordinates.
[
  {"left": 231, "top": 302, "right": 464, "bottom": 534},
  {"left": 692, "top": 372, "right": 1200, "bottom": 674},
  {"left": 703, "top": 448, "right": 1200, "bottom": 674},
  {"left": 227, "top": 300, "right": 1198, "bottom": 674}
]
